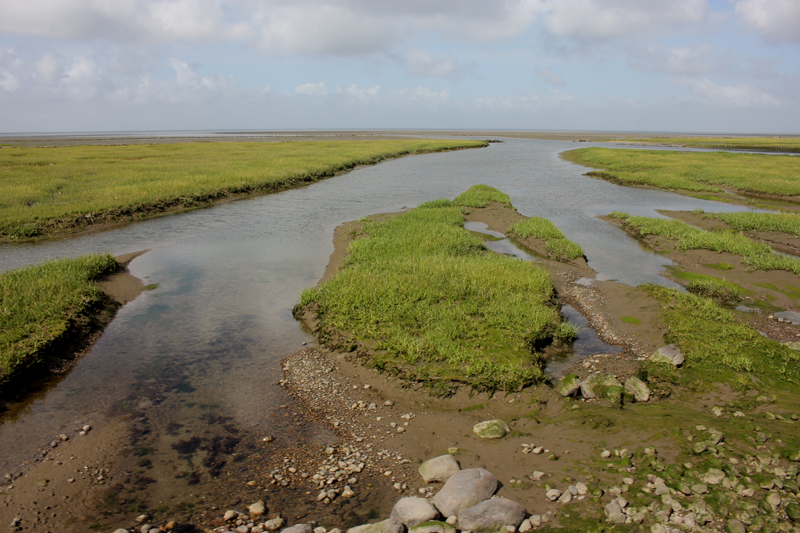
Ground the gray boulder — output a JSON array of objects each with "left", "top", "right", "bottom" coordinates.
[
  {"left": 347, "top": 520, "right": 404, "bottom": 533},
  {"left": 283, "top": 526, "right": 314, "bottom": 533},
  {"left": 650, "top": 344, "right": 684, "bottom": 366},
  {"left": 624, "top": 376, "right": 650, "bottom": 402},
  {"left": 579, "top": 374, "right": 621, "bottom": 400},
  {"left": 457, "top": 498, "right": 526, "bottom": 531},
  {"left": 409, "top": 521, "right": 456, "bottom": 533},
  {"left": 432, "top": 468, "right": 498, "bottom": 517},
  {"left": 391, "top": 497, "right": 440, "bottom": 527},
  {"left": 558, "top": 374, "right": 581, "bottom": 397},
  {"left": 419, "top": 455, "right": 460, "bottom": 483},
  {"left": 472, "top": 419, "right": 510, "bottom": 439}
]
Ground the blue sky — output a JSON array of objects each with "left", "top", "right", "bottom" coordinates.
[{"left": 0, "top": 0, "right": 798, "bottom": 133}]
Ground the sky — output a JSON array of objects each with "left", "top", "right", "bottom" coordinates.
[{"left": 0, "top": 0, "right": 798, "bottom": 134}]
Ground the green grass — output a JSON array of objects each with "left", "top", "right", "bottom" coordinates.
[
  {"left": 619, "top": 136, "right": 800, "bottom": 152},
  {"left": 562, "top": 147, "right": 800, "bottom": 197},
  {"left": 295, "top": 186, "right": 575, "bottom": 391},
  {"left": 609, "top": 212, "right": 800, "bottom": 275},
  {"left": 452, "top": 184, "right": 512, "bottom": 208},
  {"left": 0, "top": 139, "right": 486, "bottom": 239},
  {"left": 509, "top": 217, "right": 584, "bottom": 261},
  {"left": 698, "top": 210, "right": 800, "bottom": 237},
  {"left": 645, "top": 285, "right": 800, "bottom": 383},
  {"left": 0, "top": 253, "right": 118, "bottom": 389},
  {"left": 620, "top": 316, "right": 642, "bottom": 325}
]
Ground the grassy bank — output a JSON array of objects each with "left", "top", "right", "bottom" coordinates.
[
  {"left": 618, "top": 136, "right": 800, "bottom": 152},
  {"left": 698, "top": 210, "right": 800, "bottom": 237},
  {"left": 510, "top": 217, "right": 584, "bottom": 261},
  {"left": 609, "top": 212, "right": 800, "bottom": 274},
  {"left": 295, "top": 185, "right": 576, "bottom": 391},
  {"left": 0, "top": 139, "right": 486, "bottom": 239},
  {"left": 562, "top": 147, "right": 800, "bottom": 197},
  {"left": 0, "top": 253, "right": 118, "bottom": 391}
]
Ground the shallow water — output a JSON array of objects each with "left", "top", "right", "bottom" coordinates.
[{"left": 0, "top": 138, "right": 757, "bottom": 512}]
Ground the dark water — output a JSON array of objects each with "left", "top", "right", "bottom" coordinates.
[{"left": 0, "top": 138, "right": 756, "bottom": 516}]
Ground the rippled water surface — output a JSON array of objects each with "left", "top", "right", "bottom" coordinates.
[{"left": 0, "top": 138, "right": 755, "bottom": 511}]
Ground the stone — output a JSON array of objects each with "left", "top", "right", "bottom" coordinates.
[
  {"left": 725, "top": 519, "right": 746, "bottom": 533},
  {"left": 692, "top": 441, "right": 709, "bottom": 455},
  {"left": 575, "top": 482, "right": 588, "bottom": 495},
  {"left": 529, "top": 516, "right": 542, "bottom": 528},
  {"left": 786, "top": 503, "right": 800, "bottom": 521},
  {"left": 224, "top": 510, "right": 238, "bottom": 521},
  {"left": 703, "top": 468, "right": 726, "bottom": 485},
  {"left": 558, "top": 374, "right": 581, "bottom": 397},
  {"left": 624, "top": 376, "right": 650, "bottom": 402},
  {"left": 650, "top": 524, "right": 667, "bottom": 533},
  {"left": 433, "top": 468, "right": 498, "bottom": 517},
  {"left": 650, "top": 344, "right": 684, "bottom": 366},
  {"left": 766, "top": 492, "right": 782, "bottom": 507},
  {"left": 283, "top": 525, "right": 314, "bottom": 533},
  {"left": 419, "top": 455, "right": 460, "bottom": 483},
  {"left": 265, "top": 518, "right": 285, "bottom": 531},
  {"left": 557, "top": 491, "right": 572, "bottom": 504},
  {"left": 457, "top": 498, "right": 526, "bottom": 532},
  {"left": 113, "top": 530, "right": 130, "bottom": 533},
  {"left": 518, "top": 519, "right": 532, "bottom": 532},
  {"left": 580, "top": 374, "right": 622, "bottom": 400},
  {"left": 472, "top": 419, "right": 510, "bottom": 439},
  {"left": 409, "top": 521, "right": 455, "bottom": 533},
  {"left": 546, "top": 489, "right": 562, "bottom": 501},
  {"left": 249, "top": 502, "right": 266, "bottom": 517},
  {"left": 347, "top": 520, "right": 403, "bottom": 533},
  {"left": 692, "top": 484, "right": 708, "bottom": 495},
  {"left": 391, "top": 497, "right": 440, "bottom": 527}
]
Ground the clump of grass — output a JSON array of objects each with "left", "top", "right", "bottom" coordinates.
[
  {"left": 509, "top": 217, "right": 584, "bottom": 261},
  {"left": 702, "top": 211, "right": 800, "bottom": 237},
  {"left": 686, "top": 279, "right": 741, "bottom": 305},
  {"left": 0, "top": 139, "right": 486, "bottom": 239},
  {"left": 619, "top": 136, "right": 800, "bottom": 152},
  {"left": 0, "top": 253, "right": 118, "bottom": 388},
  {"left": 562, "top": 147, "right": 800, "bottom": 196},
  {"left": 453, "top": 184, "right": 512, "bottom": 208},
  {"left": 296, "top": 189, "right": 573, "bottom": 391},
  {"left": 611, "top": 213, "right": 800, "bottom": 274},
  {"left": 645, "top": 285, "right": 800, "bottom": 382}
]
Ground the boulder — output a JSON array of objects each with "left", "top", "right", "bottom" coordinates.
[
  {"left": 457, "top": 498, "right": 526, "bottom": 532},
  {"left": 558, "top": 374, "right": 581, "bottom": 397},
  {"left": 419, "top": 455, "right": 460, "bottom": 483},
  {"left": 786, "top": 503, "right": 800, "bottom": 521},
  {"left": 409, "top": 521, "right": 456, "bottom": 533},
  {"left": 347, "top": 520, "right": 404, "bottom": 533},
  {"left": 472, "top": 419, "right": 510, "bottom": 439},
  {"left": 650, "top": 344, "right": 684, "bottom": 367},
  {"left": 624, "top": 376, "right": 650, "bottom": 402},
  {"left": 391, "top": 498, "right": 440, "bottom": 527},
  {"left": 283, "top": 526, "right": 314, "bottom": 533},
  {"left": 579, "top": 374, "right": 622, "bottom": 400},
  {"left": 432, "top": 468, "right": 498, "bottom": 517}
]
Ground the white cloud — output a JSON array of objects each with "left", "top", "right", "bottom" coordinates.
[
  {"left": 295, "top": 82, "right": 328, "bottom": 96},
  {"left": 676, "top": 77, "right": 782, "bottom": 107},
  {"left": 409, "top": 86, "right": 450, "bottom": 101},
  {"left": 474, "top": 89, "right": 575, "bottom": 112},
  {"left": 342, "top": 84, "right": 380, "bottom": 102},
  {"left": 406, "top": 49, "right": 458, "bottom": 78},
  {"left": 535, "top": 67, "right": 564, "bottom": 85},
  {"left": 629, "top": 44, "right": 716, "bottom": 76},
  {"left": 733, "top": 0, "right": 800, "bottom": 44}
]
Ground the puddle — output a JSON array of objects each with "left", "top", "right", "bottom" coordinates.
[
  {"left": 544, "top": 305, "right": 623, "bottom": 378},
  {"left": 775, "top": 311, "right": 800, "bottom": 324},
  {"left": 736, "top": 305, "right": 762, "bottom": 313},
  {"left": 464, "top": 221, "right": 506, "bottom": 239}
]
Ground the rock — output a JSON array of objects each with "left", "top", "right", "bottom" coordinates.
[
  {"left": 265, "top": 518, "right": 286, "bottom": 531},
  {"left": 557, "top": 491, "right": 572, "bottom": 504},
  {"left": 384, "top": 400, "right": 395, "bottom": 407},
  {"left": 575, "top": 482, "right": 588, "bottom": 495},
  {"left": 472, "top": 419, "right": 510, "bottom": 439},
  {"left": 650, "top": 344, "right": 684, "bottom": 366},
  {"left": 692, "top": 484, "right": 708, "bottom": 495},
  {"left": 347, "top": 519, "right": 404, "bottom": 533},
  {"left": 580, "top": 374, "right": 622, "bottom": 400},
  {"left": 692, "top": 441, "right": 708, "bottom": 454},
  {"left": 600, "top": 449, "right": 611, "bottom": 458},
  {"left": 546, "top": 489, "right": 562, "bottom": 501},
  {"left": 529, "top": 516, "right": 542, "bottom": 528},
  {"left": 725, "top": 519, "right": 746, "bottom": 533},
  {"left": 135, "top": 515, "right": 149, "bottom": 524},
  {"left": 224, "top": 510, "right": 238, "bottom": 521},
  {"left": 518, "top": 518, "right": 532, "bottom": 532},
  {"left": 650, "top": 524, "right": 667, "bottom": 533},
  {"left": 113, "top": 530, "right": 130, "bottom": 533},
  {"left": 391, "top": 497, "right": 440, "bottom": 527},
  {"left": 249, "top": 502, "right": 266, "bottom": 517},
  {"left": 624, "top": 376, "right": 650, "bottom": 402},
  {"left": 703, "top": 468, "right": 726, "bottom": 485},
  {"left": 433, "top": 468, "right": 498, "bottom": 517},
  {"left": 409, "top": 521, "right": 455, "bottom": 533},
  {"left": 766, "top": 492, "right": 782, "bottom": 508},
  {"left": 457, "top": 498, "right": 526, "bottom": 532},
  {"left": 558, "top": 374, "right": 581, "bottom": 397},
  {"left": 419, "top": 455, "right": 460, "bottom": 483},
  {"left": 786, "top": 503, "right": 800, "bottom": 521},
  {"left": 531, "top": 471, "right": 544, "bottom": 481}
]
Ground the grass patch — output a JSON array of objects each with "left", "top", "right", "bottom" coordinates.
[
  {"left": 702, "top": 262, "right": 734, "bottom": 270},
  {"left": 562, "top": 147, "right": 800, "bottom": 197},
  {"left": 0, "top": 139, "right": 486, "bottom": 239},
  {"left": 0, "top": 253, "right": 118, "bottom": 390},
  {"left": 645, "top": 284, "right": 800, "bottom": 384},
  {"left": 699, "top": 211, "right": 800, "bottom": 237},
  {"left": 620, "top": 316, "right": 642, "bottom": 325},
  {"left": 509, "top": 217, "right": 584, "bottom": 261},
  {"left": 753, "top": 282, "right": 800, "bottom": 300},
  {"left": 452, "top": 184, "right": 512, "bottom": 208},
  {"left": 295, "top": 186, "right": 575, "bottom": 391},
  {"left": 618, "top": 136, "right": 800, "bottom": 152},
  {"left": 609, "top": 212, "right": 800, "bottom": 275}
]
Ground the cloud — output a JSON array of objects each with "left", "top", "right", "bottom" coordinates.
[
  {"left": 629, "top": 43, "right": 716, "bottom": 76},
  {"left": 474, "top": 89, "right": 575, "bottom": 112},
  {"left": 406, "top": 49, "right": 458, "bottom": 78},
  {"left": 342, "top": 84, "right": 380, "bottom": 103},
  {"left": 675, "top": 77, "right": 782, "bottom": 107},
  {"left": 295, "top": 82, "right": 328, "bottom": 96},
  {"left": 733, "top": 0, "right": 800, "bottom": 44},
  {"left": 535, "top": 67, "right": 564, "bottom": 85}
]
